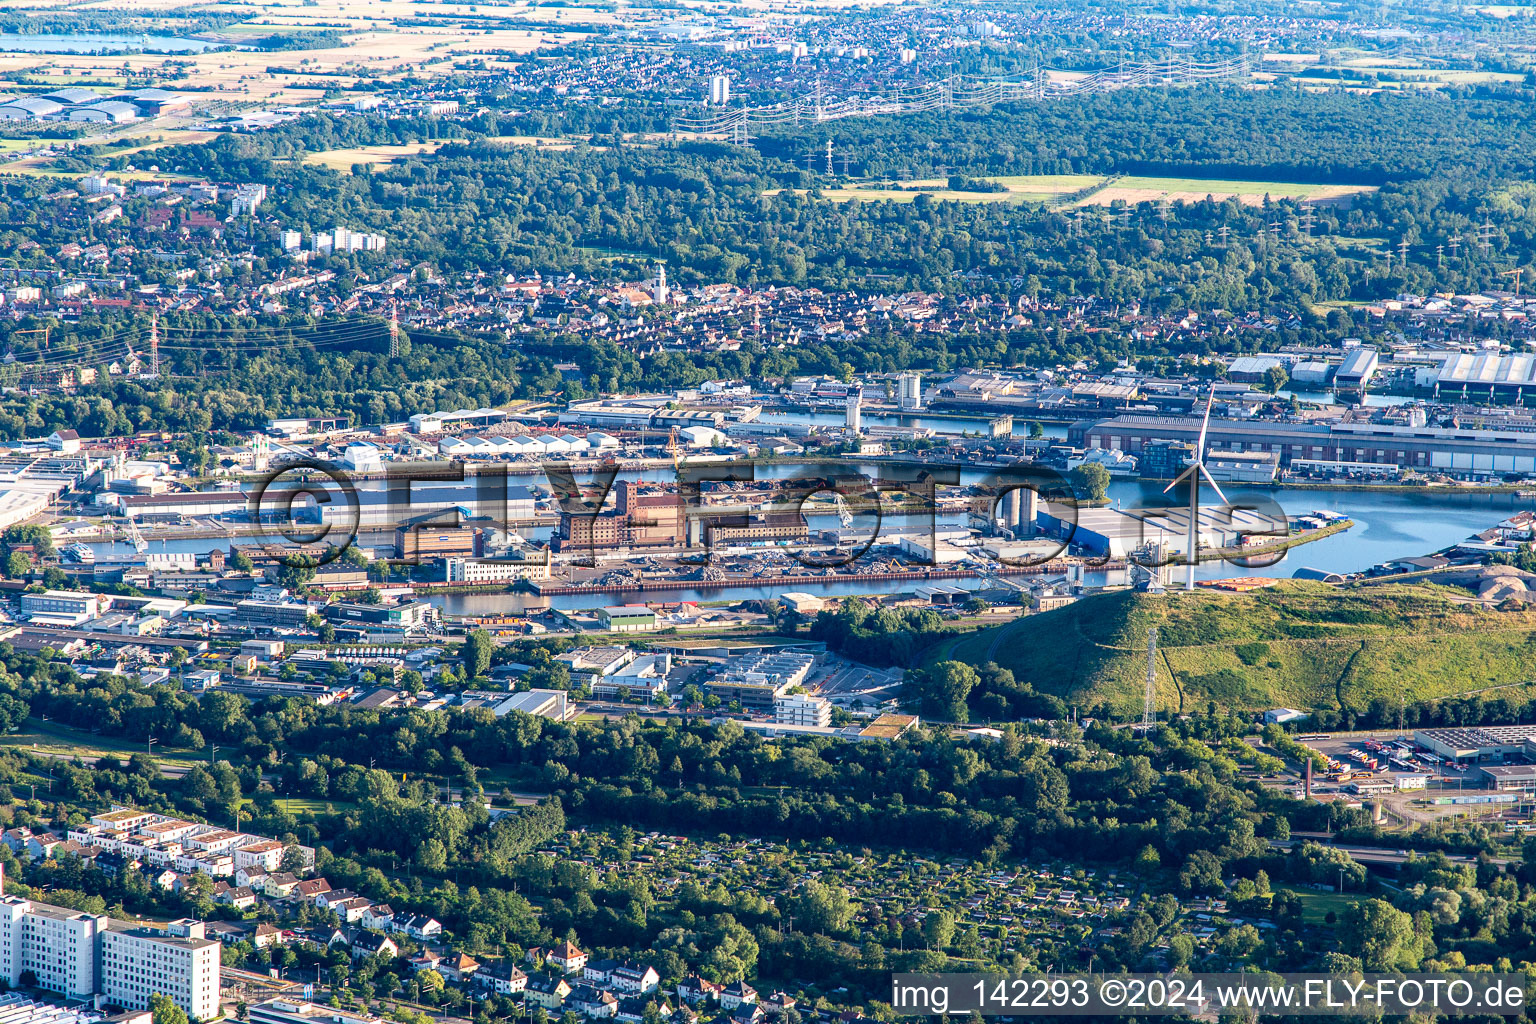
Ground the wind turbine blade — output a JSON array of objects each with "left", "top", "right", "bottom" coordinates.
[
  {"left": 1196, "top": 388, "right": 1216, "bottom": 457},
  {"left": 1198, "top": 464, "right": 1228, "bottom": 506},
  {"left": 1163, "top": 465, "right": 1197, "bottom": 494}
]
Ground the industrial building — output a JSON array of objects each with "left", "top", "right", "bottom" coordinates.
[
  {"left": 1420, "top": 352, "right": 1536, "bottom": 403},
  {"left": 1414, "top": 725, "right": 1536, "bottom": 762},
  {"left": 1205, "top": 450, "right": 1280, "bottom": 483},
  {"left": 1334, "top": 347, "right": 1379, "bottom": 391},
  {"left": 1075, "top": 414, "right": 1536, "bottom": 479},
  {"left": 1036, "top": 503, "right": 1287, "bottom": 560},
  {"left": 0, "top": 98, "right": 62, "bottom": 121},
  {"left": 1477, "top": 764, "right": 1536, "bottom": 792},
  {"left": 596, "top": 605, "right": 658, "bottom": 632},
  {"left": 556, "top": 480, "right": 805, "bottom": 554},
  {"left": 69, "top": 102, "right": 141, "bottom": 124}
]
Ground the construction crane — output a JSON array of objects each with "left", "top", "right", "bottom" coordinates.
[
  {"left": 665, "top": 426, "right": 682, "bottom": 472},
  {"left": 1502, "top": 268, "right": 1525, "bottom": 298},
  {"left": 123, "top": 514, "right": 148, "bottom": 554}
]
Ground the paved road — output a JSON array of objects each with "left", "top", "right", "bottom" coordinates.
[{"left": 1271, "top": 836, "right": 1514, "bottom": 867}]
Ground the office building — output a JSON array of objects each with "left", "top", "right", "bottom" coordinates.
[{"left": 20, "top": 590, "right": 104, "bottom": 627}]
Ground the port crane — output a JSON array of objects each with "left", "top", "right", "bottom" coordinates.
[{"left": 122, "top": 514, "right": 148, "bottom": 554}]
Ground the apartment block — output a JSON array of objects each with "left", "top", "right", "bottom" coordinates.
[
  {"left": 0, "top": 896, "right": 104, "bottom": 998},
  {"left": 0, "top": 869, "right": 220, "bottom": 1021},
  {"left": 774, "top": 693, "right": 832, "bottom": 728},
  {"left": 100, "top": 919, "right": 221, "bottom": 1022}
]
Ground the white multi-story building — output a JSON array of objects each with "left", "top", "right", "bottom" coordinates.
[
  {"left": 230, "top": 184, "right": 267, "bottom": 217},
  {"left": 0, "top": 894, "right": 104, "bottom": 998},
  {"left": 233, "top": 840, "right": 286, "bottom": 873},
  {"left": 444, "top": 557, "right": 550, "bottom": 583},
  {"left": 100, "top": 919, "right": 221, "bottom": 1022},
  {"left": 0, "top": 869, "right": 217, "bottom": 1020},
  {"left": 774, "top": 693, "right": 832, "bottom": 728},
  {"left": 899, "top": 372, "right": 923, "bottom": 411}
]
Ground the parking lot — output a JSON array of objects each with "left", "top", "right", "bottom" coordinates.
[{"left": 1293, "top": 733, "right": 1536, "bottom": 829}]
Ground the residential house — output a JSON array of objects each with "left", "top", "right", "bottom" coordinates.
[
  {"left": 352, "top": 932, "right": 400, "bottom": 960},
  {"left": 526, "top": 975, "right": 572, "bottom": 1010},
  {"left": 292, "top": 878, "right": 332, "bottom": 901},
  {"left": 26, "top": 833, "right": 65, "bottom": 860},
  {"left": 583, "top": 959, "right": 620, "bottom": 987},
  {"left": 361, "top": 905, "right": 395, "bottom": 931},
  {"left": 617, "top": 999, "right": 673, "bottom": 1024},
  {"left": 720, "top": 981, "right": 758, "bottom": 1011},
  {"left": 392, "top": 912, "right": 442, "bottom": 940},
  {"left": 252, "top": 922, "right": 283, "bottom": 949},
  {"left": 330, "top": 897, "right": 372, "bottom": 924},
  {"left": 4, "top": 827, "right": 33, "bottom": 854},
  {"left": 569, "top": 986, "right": 619, "bottom": 1019},
  {"left": 315, "top": 888, "right": 358, "bottom": 911},
  {"left": 676, "top": 978, "right": 721, "bottom": 1005},
  {"left": 204, "top": 921, "right": 249, "bottom": 945},
  {"left": 216, "top": 885, "right": 258, "bottom": 910},
  {"left": 262, "top": 872, "right": 302, "bottom": 898},
  {"left": 236, "top": 867, "right": 269, "bottom": 888},
  {"left": 437, "top": 953, "right": 481, "bottom": 983},
  {"left": 610, "top": 964, "right": 660, "bottom": 995},
  {"left": 547, "top": 940, "right": 588, "bottom": 974},
  {"left": 761, "top": 992, "right": 797, "bottom": 1017},
  {"left": 475, "top": 961, "right": 528, "bottom": 996}
]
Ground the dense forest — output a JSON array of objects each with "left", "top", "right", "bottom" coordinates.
[{"left": 0, "top": 81, "right": 1527, "bottom": 435}]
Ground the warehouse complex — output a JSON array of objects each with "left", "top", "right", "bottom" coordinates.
[
  {"left": 1074, "top": 415, "right": 1536, "bottom": 478},
  {"left": 1414, "top": 725, "right": 1536, "bottom": 763}
]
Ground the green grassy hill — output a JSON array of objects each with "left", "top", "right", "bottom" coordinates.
[{"left": 943, "top": 581, "right": 1536, "bottom": 716}]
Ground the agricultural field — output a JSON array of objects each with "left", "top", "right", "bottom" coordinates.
[
  {"left": 302, "top": 142, "right": 452, "bottom": 172},
  {"left": 944, "top": 582, "right": 1536, "bottom": 716},
  {"left": 776, "top": 174, "right": 1374, "bottom": 208},
  {"left": 300, "top": 135, "right": 580, "bottom": 172},
  {"left": 1087, "top": 176, "right": 1374, "bottom": 207}
]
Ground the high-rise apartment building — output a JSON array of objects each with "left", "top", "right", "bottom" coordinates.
[{"left": 0, "top": 869, "right": 219, "bottom": 1021}]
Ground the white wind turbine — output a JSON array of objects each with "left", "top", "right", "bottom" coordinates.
[{"left": 1163, "top": 388, "right": 1225, "bottom": 591}]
